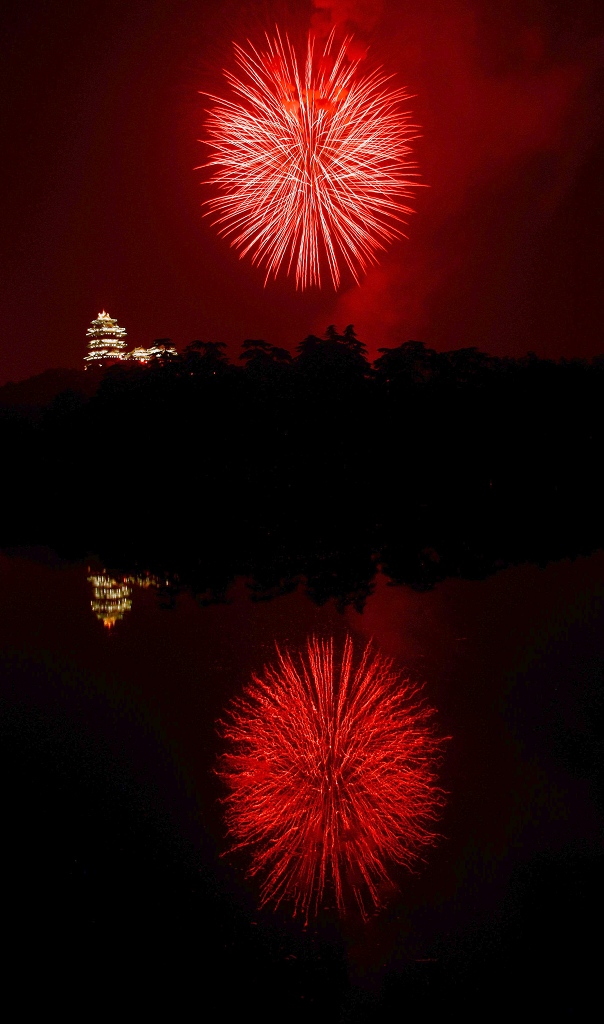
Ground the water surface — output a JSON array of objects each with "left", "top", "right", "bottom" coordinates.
[{"left": 1, "top": 549, "right": 601, "bottom": 1017}]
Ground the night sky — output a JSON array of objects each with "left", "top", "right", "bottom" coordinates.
[{"left": 2, "top": 0, "right": 603, "bottom": 384}]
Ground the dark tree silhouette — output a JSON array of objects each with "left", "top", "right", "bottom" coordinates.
[
  {"left": 1, "top": 324, "right": 604, "bottom": 607},
  {"left": 183, "top": 340, "right": 232, "bottom": 376},
  {"left": 240, "top": 340, "right": 293, "bottom": 382},
  {"left": 374, "top": 340, "right": 439, "bottom": 387},
  {"left": 296, "top": 326, "right": 371, "bottom": 385}
]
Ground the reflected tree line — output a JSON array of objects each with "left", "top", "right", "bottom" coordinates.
[{"left": 2, "top": 326, "right": 603, "bottom": 608}]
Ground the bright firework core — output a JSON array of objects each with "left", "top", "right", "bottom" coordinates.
[
  {"left": 201, "top": 32, "right": 420, "bottom": 290},
  {"left": 219, "top": 638, "right": 446, "bottom": 920}
]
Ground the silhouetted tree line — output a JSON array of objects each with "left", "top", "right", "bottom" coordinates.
[{"left": 1, "top": 328, "right": 603, "bottom": 606}]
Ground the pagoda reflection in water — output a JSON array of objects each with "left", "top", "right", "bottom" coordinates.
[{"left": 87, "top": 570, "right": 159, "bottom": 628}]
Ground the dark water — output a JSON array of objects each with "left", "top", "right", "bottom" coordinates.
[{"left": 1, "top": 548, "right": 602, "bottom": 1017}]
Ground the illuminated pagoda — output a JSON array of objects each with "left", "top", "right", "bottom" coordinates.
[
  {"left": 84, "top": 310, "right": 127, "bottom": 367},
  {"left": 88, "top": 571, "right": 132, "bottom": 629}
]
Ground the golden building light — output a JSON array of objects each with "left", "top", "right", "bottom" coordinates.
[
  {"left": 124, "top": 342, "right": 178, "bottom": 364},
  {"left": 84, "top": 310, "right": 127, "bottom": 367},
  {"left": 88, "top": 571, "right": 133, "bottom": 629},
  {"left": 87, "top": 570, "right": 161, "bottom": 629}
]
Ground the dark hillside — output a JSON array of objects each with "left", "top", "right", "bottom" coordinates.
[
  {"left": 0, "top": 368, "right": 102, "bottom": 417},
  {"left": 2, "top": 331, "right": 603, "bottom": 604}
]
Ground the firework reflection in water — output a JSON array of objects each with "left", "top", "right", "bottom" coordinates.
[
  {"left": 201, "top": 31, "right": 419, "bottom": 289},
  {"left": 218, "top": 637, "right": 447, "bottom": 920}
]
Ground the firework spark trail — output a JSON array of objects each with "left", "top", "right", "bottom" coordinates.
[
  {"left": 200, "top": 31, "right": 420, "bottom": 289},
  {"left": 218, "top": 638, "right": 447, "bottom": 920}
]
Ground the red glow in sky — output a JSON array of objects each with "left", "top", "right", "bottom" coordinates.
[
  {"left": 219, "top": 637, "right": 446, "bottom": 919},
  {"left": 1, "top": 0, "right": 603, "bottom": 382},
  {"left": 202, "top": 31, "right": 418, "bottom": 290}
]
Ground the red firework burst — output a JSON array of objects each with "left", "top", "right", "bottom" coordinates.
[
  {"left": 218, "top": 638, "right": 447, "bottom": 920},
  {"left": 200, "top": 31, "right": 420, "bottom": 289}
]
